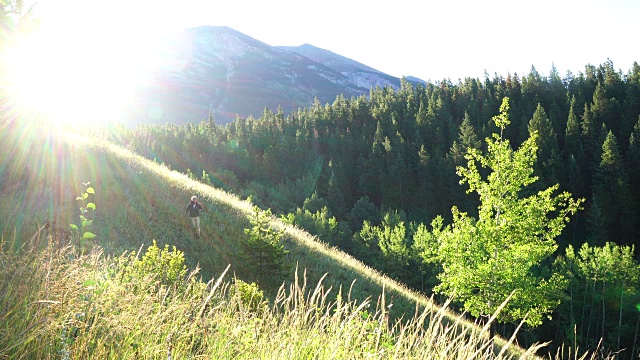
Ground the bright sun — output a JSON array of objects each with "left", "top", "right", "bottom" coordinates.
[{"left": 2, "top": 18, "right": 163, "bottom": 129}]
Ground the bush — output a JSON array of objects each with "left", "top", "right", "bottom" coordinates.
[
  {"left": 119, "top": 240, "right": 187, "bottom": 289},
  {"left": 230, "top": 279, "right": 266, "bottom": 312}
]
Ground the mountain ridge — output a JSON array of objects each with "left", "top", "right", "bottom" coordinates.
[
  {"left": 125, "top": 26, "right": 423, "bottom": 126},
  {"left": 277, "top": 43, "right": 420, "bottom": 92}
]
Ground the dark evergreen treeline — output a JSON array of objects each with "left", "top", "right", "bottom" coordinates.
[{"left": 113, "top": 60, "right": 640, "bottom": 356}]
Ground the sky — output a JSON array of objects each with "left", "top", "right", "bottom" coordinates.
[{"left": 32, "top": 0, "right": 640, "bottom": 82}]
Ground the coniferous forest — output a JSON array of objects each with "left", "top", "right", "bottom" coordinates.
[{"left": 108, "top": 61, "right": 640, "bottom": 355}]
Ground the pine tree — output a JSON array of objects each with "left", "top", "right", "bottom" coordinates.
[
  {"left": 348, "top": 196, "right": 381, "bottom": 232},
  {"left": 548, "top": 64, "right": 568, "bottom": 136},
  {"left": 627, "top": 117, "right": 640, "bottom": 197},
  {"left": 592, "top": 131, "right": 636, "bottom": 244},
  {"left": 447, "top": 113, "right": 482, "bottom": 214},
  {"left": 592, "top": 81, "right": 623, "bottom": 142},
  {"left": 528, "top": 103, "right": 560, "bottom": 189},
  {"left": 584, "top": 195, "right": 607, "bottom": 246},
  {"left": 242, "top": 207, "right": 290, "bottom": 288},
  {"left": 413, "top": 144, "right": 431, "bottom": 218},
  {"left": 356, "top": 122, "right": 385, "bottom": 205},
  {"left": 302, "top": 191, "right": 327, "bottom": 214},
  {"left": 449, "top": 112, "right": 482, "bottom": 165},
  {"left": 564, "top": 96, "right": 582, "bottom": 160},
  {"left": 326, "top": 171, "right": 345, "bottom": 218},
  {"left": 580, "top": 103, "right": 598, "bottom": 180},
  {"left": 622, "top": 65, "right": 640, "bottom": 146},
  {"left": 382, "top": 149, "right": 407, "bottom": 210}
]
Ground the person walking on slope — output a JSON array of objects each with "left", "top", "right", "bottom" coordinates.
[{"left": 186, "top": 195, "right": 204, "bottom": 237}]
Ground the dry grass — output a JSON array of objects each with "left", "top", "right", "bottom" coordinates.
[{"left": 2, "top": 236, "right": 593, "bottom": 359}]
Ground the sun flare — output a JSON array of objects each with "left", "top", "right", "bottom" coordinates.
[{"left": 2, "top": 20, "right": 164, "bottom": 129}]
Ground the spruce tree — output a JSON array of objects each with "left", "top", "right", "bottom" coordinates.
[
  {"left": 528, "top": 103, "right": 560, "bottom": 189},
  {"left": 449, "top": 112, "right": 482, "bottom": 165},
  {"left": 384, "top": 150, "right": 407, "bottom": 210},
  {"left": 326, "top": 171, "right": 345, "bottom": 218},
  {"left": 413, "top": 144, "right": 432, "bottom": 218},
  {"left": 563, "top": 96, "right": 582, "bottom": 160},
  {"left": 447, "top": 113, "right": 482, "bottom": 214},
  {"left": 592, "top": 131, "right": 636, "bottom": 244},
  {"left": 584, "top": 195, "right": 607, "bottom": 246},
  {"left": 242, "top": 207, "right": 290, "bottom": 288},
  {"left": 627, "top": 117, "right": 640, "bottom": 197}
]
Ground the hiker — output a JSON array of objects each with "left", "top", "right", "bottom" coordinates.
[{"left": 185, "top": 195, "right": 204, "bottom": 237}]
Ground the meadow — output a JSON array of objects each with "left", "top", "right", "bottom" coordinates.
[{"left": 0, "top": 122, "right": 604, "bottom": 358}]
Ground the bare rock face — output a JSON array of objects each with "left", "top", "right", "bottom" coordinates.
[{"left": 277, "top": 43, "right": 408, "bottom": 91}]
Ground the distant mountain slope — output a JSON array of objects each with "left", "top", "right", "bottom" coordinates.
[
  {"left": 124, "top": 26, "right": 427, "bottom": 126},
  {"left": 277, "top": 43, "right": 406, "bottom": 90},
  {"left": 279, "top": 43, "right": 383, "bottom": 74},
  {"left": 128, "top": 26, "right": 366, "bottom": 126}
]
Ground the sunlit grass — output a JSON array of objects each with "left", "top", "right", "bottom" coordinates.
[
  {"left": 67, "top": 133, "right": 531, "bottom": 355},
  {"left": 0, "top": 127, "right": 606, "bottom": 358},
  {"left": 0, "top": 238, "right": 567, "bottom": 359}
]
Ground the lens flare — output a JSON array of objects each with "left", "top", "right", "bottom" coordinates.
[{"left": 1, "top": 22, "right": 165, "bottom": 130}]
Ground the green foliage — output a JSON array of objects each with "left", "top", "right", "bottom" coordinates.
[
  {"left": 121, "top": 240, "right": 188, "bottom": 289},
  {"left": 242, "top": 206, "right": 290, "bottom": 288},
  {"left": 426, "top": 97, "right": 584, "bottom": 327},
  {"left": 349, "top": 196, "right": 381, "bottom": 232},
  {"left": 326, "top": 170, "right": 345, "bottom": 217},
  {"left": 354, "top": 214, "right": 410, "bottom": 279},
  {"left": 284, "top": 205, "right": 346, "bottom": 248},
  {"left": 1, "top": 243, "right": 565, "bottom": 359},
  {"left": 201, "top": 169, "right": 212, "bottom": 184},
  {"left": 592, "top": 130, "right": 635, "bottom": 242},
  {"left": 555, "top": 242, "right": 640, "bottom": 352},
  {"left": 302, "top": 191, "right": 328, "bottom": 214},
  {"left": 492, "top": 97, "right": 511, "bottom": 129},
  {"left": 584, "top": 196, "right": 607, "bottom": 246},
  {"left": 69, "top": 181, "right": 97, "bottom": 253},
  {"left": 6, "top": 57, "right": 640, "bottom": 354},
  {"left": 0, "top": 0, "right": 35, "bottom": 35},
  {"left": 229, "top": 279, "right": 266, "bottom": 312},
  {"left": 528, "top": 103, "right": 560, "bottom": 188}
]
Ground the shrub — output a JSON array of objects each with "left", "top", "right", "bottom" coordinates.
[
  {"left": 119, "top": 240, "right": 188, "bottom": 289},
  {"left": 230, "top": 279, "right": 267, "bottom": 312}
]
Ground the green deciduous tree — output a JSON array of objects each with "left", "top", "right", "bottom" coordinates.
[
  {"left": 425, "top": 97, "right": 583, "bottom": 327},
  {"left": 568, "top": 242, "right": 640, "bottom": 352}
]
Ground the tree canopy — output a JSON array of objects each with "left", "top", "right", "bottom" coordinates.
[{"left": 425, "top": 98, "right": 583, "bottom": 326}]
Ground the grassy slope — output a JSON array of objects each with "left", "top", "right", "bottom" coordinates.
[{"left": 0, "top": 123, "right": 532, "bottom": 357}]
